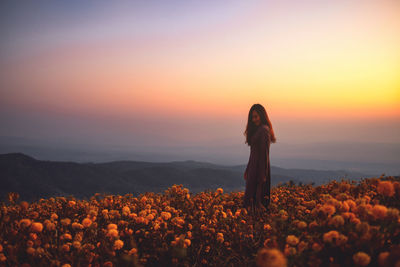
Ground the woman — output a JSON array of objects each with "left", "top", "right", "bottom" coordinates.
[{"left": 243, "top": 104, "right": 276, "bottom": 212}]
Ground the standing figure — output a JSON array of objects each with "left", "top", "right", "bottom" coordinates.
[{"left": 243, "top": 104, "right": 276, "bottom": 212}]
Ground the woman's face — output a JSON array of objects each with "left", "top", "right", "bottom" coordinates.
[{"left": 251, "top": 110, "right": 261, "bottom": 126}]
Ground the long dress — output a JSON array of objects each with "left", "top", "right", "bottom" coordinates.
[{"left": 243, "top": 124, "right": 271, "bottom": 209}]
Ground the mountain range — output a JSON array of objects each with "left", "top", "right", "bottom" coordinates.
[{"left": 0, "top": 153, "right": 372, "bottom": 202}]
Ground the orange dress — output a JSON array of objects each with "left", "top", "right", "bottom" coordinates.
[{"left": 243, "top": 124, "right": 271, "bottom": 209}]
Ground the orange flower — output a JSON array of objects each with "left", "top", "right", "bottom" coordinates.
[
  {"left": 286, "top": 235, "right": 299, "bottom": 246},
  {"left": 297, "top": 221, "right": 307, "bottom": 229},
  {"left": 51, "top": 213, "right": 58, "bottom": 220},
  {"left": 113, "top": 240, "right": 124, "bottom": 250},
  {"left": 26, "top": 247, "right": 35, "bottom": 255},
  {"left": 256, "top": 248, "right": 287, "bottom": 267},
  {"left": 60, "top": 218, "right": 71, "bottom": 226},
  {"left": 378, "top": 252, "right": 389, "bottom": 267},
  {"left": 31, "top": 222, "right": 43, "bottom": 232},
  {"left": 312, "top": 243, "right": 322, "bottom": 252},
  {"left": 321, "top": 204, "right": 336, "bottom": 216},
  {"left": 19, "top": 219, "right": 32, "bottom": 228},
  {"left": 161, "top": 212, "right": 172, "bottom": 220},
  {"left": 62, "top": 244, "right": 70, "bottom": 252},
  {"left": 61, "top": 233, "right": 72, "bottom": 240},
  {"left": 323, "top": 230, "right": 340, "bottom": 243},
  {"left": 107, "top": 223, "right": 118, "bottom": 230},
  {"left": 128, "top": 248, "right": 138, "bottom": 255},
  {"left": 335, "top": 234, "right": 348, "bottom": 246},
  {"left": 122, "top": 206, "right": 130, "bottom": 215},
  {"left": 184, "top": 239, "right": 191, "bottom": 247},
  {"left": 107, "top": 229, "right": 119, "bottom": 238},
  {"left": 0, "top": 254, "right": 6, "bottom": 262},
  {"left": 217, "top": 233, "right": 224, "bottom": 243},
  {"left": 72, "top": 241, "right": 81, "bottom": 249},
  {"left": 82, "top": 218, "right": 92, "bottom": 228},
  {"left": 263, "top": 224, "right": 272, "bottom": 231},
  {"left": 329, "top": 215, "right": 344, "bottom": 228},
  {"left": 377, "top": 181, "right": 395, "bottom": 197},
  {"left": 372, "top": 205, "right": 387, "bottom": 219},
  {"left": 353, "top": 252, "right": 370, "bottom": 266}
]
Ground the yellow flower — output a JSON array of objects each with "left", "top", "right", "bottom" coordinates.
[
  {"left": 286, "top": 235, "right": 299, "bottom": 246},
  {"left": 256, "top": 248, "right": 287, "bottom": 267},
  {"left": 216, "top": 188, "right": 223, "bottom": 194},
  {"left": 377, "top": 181, "right": 395, "bottom": 197},
  {"left": 353, "top": 252, "right": 371, "bottom": 266}
]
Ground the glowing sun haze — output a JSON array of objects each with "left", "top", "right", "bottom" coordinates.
[{"left": 0, "top": 0, "right": 399, "bottom": 167}]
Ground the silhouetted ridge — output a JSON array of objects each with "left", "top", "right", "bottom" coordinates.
[{"left": 0, "top": 152, "right": 371, "bottom": 202}]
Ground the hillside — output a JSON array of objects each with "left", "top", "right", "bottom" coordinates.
[{"left": 0, "top": 153, "right": 369, "bottom": 201}]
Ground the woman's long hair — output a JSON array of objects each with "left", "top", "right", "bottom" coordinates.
[{"left": 244, "top": 103, "right": 276, "bottom": 145}]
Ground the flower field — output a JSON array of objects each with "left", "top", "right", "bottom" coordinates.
[{"left": 0, "top": 176, "right": 399, "bottom": 267}]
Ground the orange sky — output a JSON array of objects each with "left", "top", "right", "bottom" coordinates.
[{"left": 1, "top": 0, "right": 399, "bottom": 150}]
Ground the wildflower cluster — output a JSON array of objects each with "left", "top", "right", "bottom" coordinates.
[{"left": 0, "top": 177, "right": 399, "bottom": 266}]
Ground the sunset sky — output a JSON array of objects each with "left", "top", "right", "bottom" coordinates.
[{"left": 0, "top": 0, "right": 399, "bottom": 171}]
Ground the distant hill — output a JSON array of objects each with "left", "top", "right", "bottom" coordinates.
[{"left": 0, "top": 153, "right": 370, "bottom": 201}]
